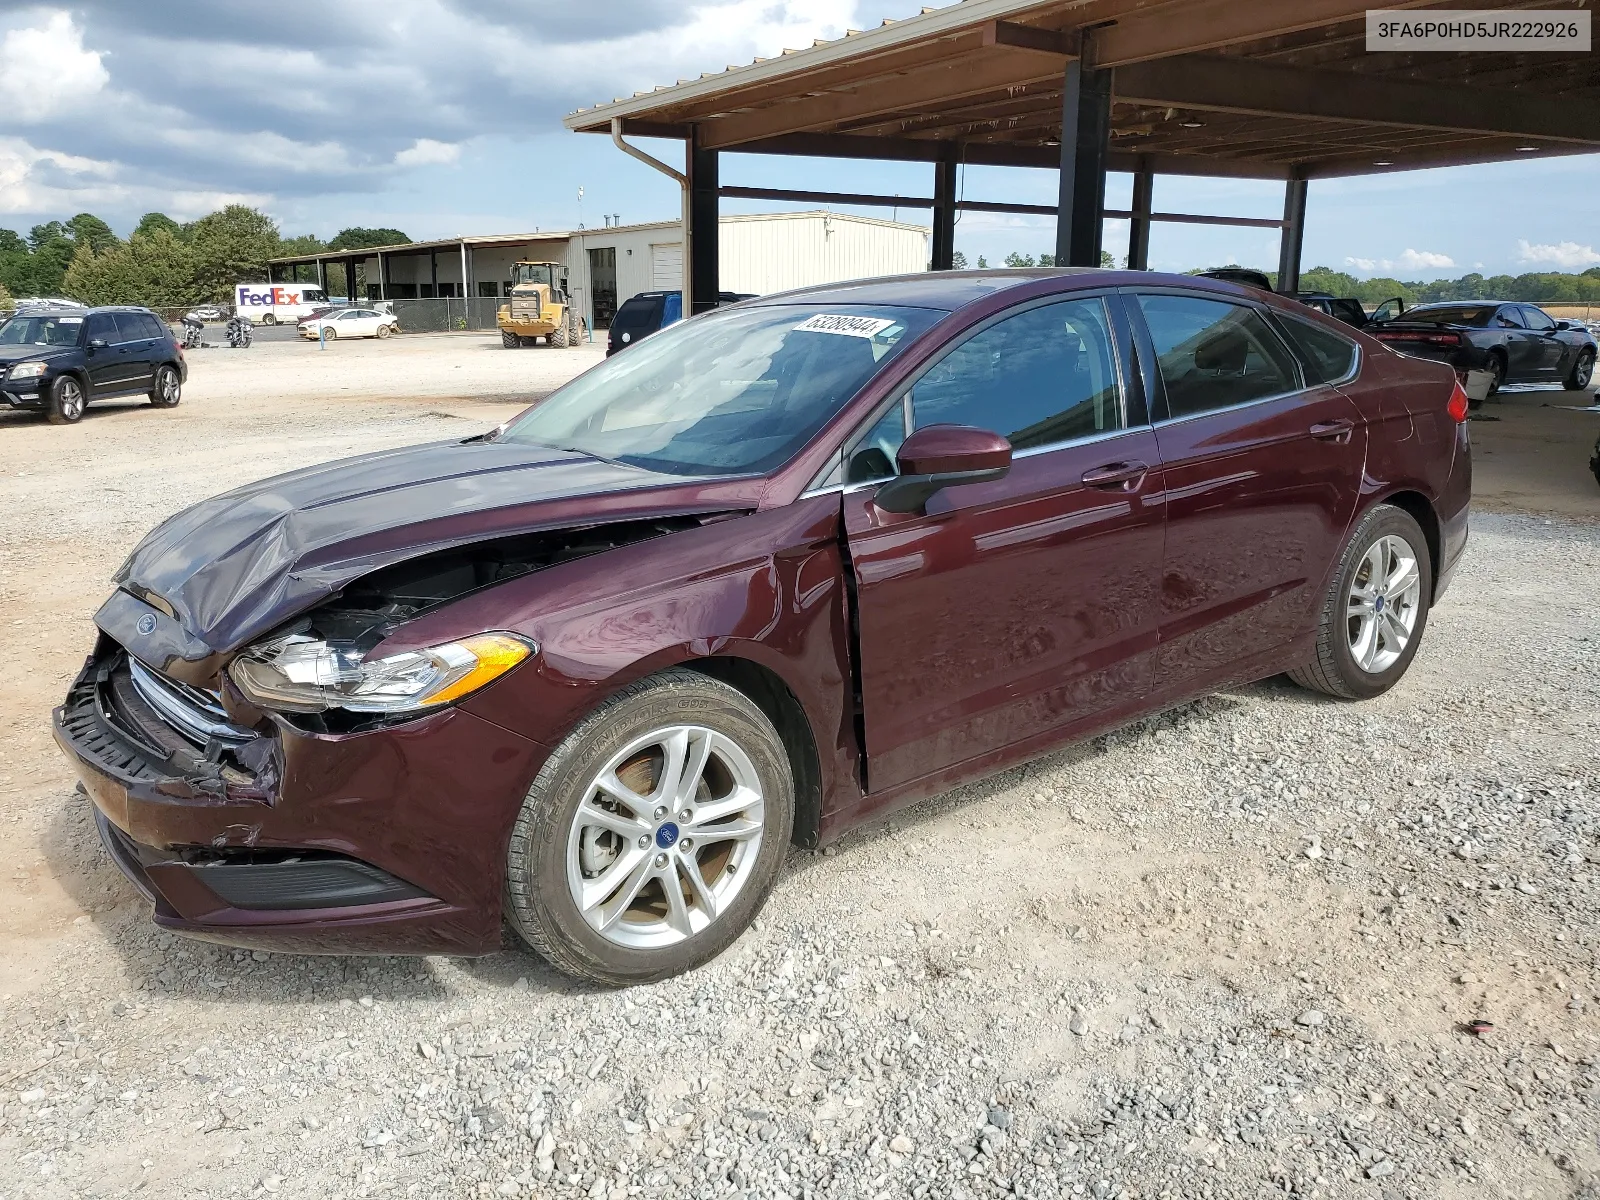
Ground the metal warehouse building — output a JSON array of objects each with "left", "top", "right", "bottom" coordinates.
[{"left": 267, "top": 210, "right": 928, "bottom": 331}]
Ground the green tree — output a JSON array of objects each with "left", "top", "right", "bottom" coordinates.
[
  {"left": 21, "top": 223, "right": 76, "bottom": 295},
  {"left": 0, "top": 280, "right": 13, "bottom": 312},
  {"left": 279, "top": 233, "right": 327, "bottom": 256},
  {"left": 1003, "top": 252, "right": 1035, "bottom": 267},
  {"left": 134, "top": 212, "right": 185, "bottom": 241},
  {"left": 1098, "top": 250, "right": 1114, "bottom": 269},
  {"left": 950, "top": 250, "right": 968, "bottom": 269},
  {"left": 67, "top": 213, "right": 120, "bottom": 253},
  {"left": 64, "top": 230, "right": 201, "bottom": 307},
  {"left": 1037, "top": 252, "right": 1056, "bottom": 267},
  {"left": 188, "top": 205, "right": 281, "bottom": 302},
  {"left": 328, "top": 226, "right": 410, "bottom": 251},
  {"left": 976, "top": 255, "right": 988, "bottom": 268}
]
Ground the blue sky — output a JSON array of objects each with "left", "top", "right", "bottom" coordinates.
[{"left": 2, "top": 1, "right": 1596, "bottom": 278}]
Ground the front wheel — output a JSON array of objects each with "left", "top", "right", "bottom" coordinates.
[
  {"left": 321, "top": 327, "right": 336, "bottom": 341},
  {"left": 259, "top": 313, "right": 275, "bottom": 326},
  {"left": 149, "top": 365, "right": 181, "bottom": 408},
  {"left": 501, "top": 331, "right": 519, "bottom": 348},
  {"left": 1484, "top": 354, "right": 1505, "bottom": 397},
  {"left": 1565, "top": 349, "right": 1594, "bottom": 392},
  {"left": 548, "top": 321, "right": 570, "bottom": 349},
  {"left": 505, "top": 669, "right": 794, "bottom": 986},
  {"left": 1288, "top": 504, "right": 1432, "bottom": 700},
  {"left": 46, "top": 375, "right": 87, "bottom": 424}
]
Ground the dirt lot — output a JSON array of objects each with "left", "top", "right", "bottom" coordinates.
[{"left": 1, "top": 335, "right": 1598, "bottom": 1200}]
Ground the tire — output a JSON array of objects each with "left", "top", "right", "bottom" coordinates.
[
  {"left": 1484, "top": 353, "right": 1505, "bottom": 397},
  {"left": 501, "top": 331, "right": 519, "bottom": 348},
  {"left": 321, "top": 327, "right": 336, "bottom": 341},
  {"left": 376, "top": 323, "right": 391, "bottom": 339},
  {"left": 260, "top": 313, "right": 276, "bottom": 326},
  {"left": 505, "top": 668, "right": 794, "bottom": 986},
  {"left": 148, "top": 365, "right": 181, "bottom": 408},
  {"left": 549, "top": 321, "right": 569, "bottom": 349},
  {"left": 46, "top": 374, "right": 87, "bottom": 425},
  {"left": 1564, "top": 349, "right": 1594, "bottom": 392},
  {"left": 1288, "top": 504, "right": 1432, "bottom": 700}
]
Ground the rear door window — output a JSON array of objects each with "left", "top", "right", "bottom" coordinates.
[
  {"left": 1134, "top": 294, "right": 1301, "bottom": 420},
  {"left": 111, "top": 313, "right": 149, "bottom": 343},
  {"left": 141, "top": 313, "right": 169, "bottom": 340}
]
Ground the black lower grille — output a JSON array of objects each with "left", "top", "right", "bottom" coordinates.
[{"left": 188, "top": 857, "right": 429, "bottom": 911}]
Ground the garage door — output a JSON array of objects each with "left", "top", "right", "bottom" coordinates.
[{"left": 650, "top": 242, "right": 683, "bottom": 291}]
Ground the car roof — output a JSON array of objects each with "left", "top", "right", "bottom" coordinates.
[{"left": 748, "top": 267, "right": 1107, "bottom": 311}]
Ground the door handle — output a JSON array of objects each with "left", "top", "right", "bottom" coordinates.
[
  {"left": 1081, "top": 460, "right": 1149, "bottom": 490},
  {"left": 1309, "top": 418, "right": 1355, "bottom": 443}
]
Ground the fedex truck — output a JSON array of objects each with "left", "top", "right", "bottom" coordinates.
[{"left": 234, "top": 282, "right": 328, "bottom": 325}]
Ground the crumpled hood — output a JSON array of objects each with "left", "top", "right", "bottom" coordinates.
[{"left": 105, "top": 437, "right": 729, "bottom": 673}]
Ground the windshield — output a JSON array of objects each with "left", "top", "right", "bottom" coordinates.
[
  {"left": 1398, "top": 306, "right": 1494, "bottom": 327},
  {"left": 512, "top": 264, "right": 555, "bottom": 287},
  {"left": 0, "top": 314, "right": 83, "bottom": 346},
  {"left": 499, "top": 303, "right": 944, "bottom": 476}
]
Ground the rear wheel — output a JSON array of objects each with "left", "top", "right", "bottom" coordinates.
[
  {"left": 46, "top": 375, "right": 87, "bottom": 424},
  {"left": 148, "top": 365, "right": 181, "bottom": 408},
  {"left": 1288, "top": 504, "right": 1431, "bottom": 700},
  {"left": 376, "top": 323, "right": 392, "bottom": 339},
  {"left": 1484, "top": 353, "right": 1505, "bottom": 398},
  {"left": 259, "top": 313, "right": 276, "bottom": 326},
  {"left": 504, "top": 669, "right": 793, "bottom": 986},
  {"left": 549, "top": 321, "right": 570, "bottom": 348},
  {"left": 1564, "top": 349, "right": 1594, "bottom": 392}
]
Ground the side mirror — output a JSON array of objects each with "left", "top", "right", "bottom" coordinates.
[
  {"left": 88, "top": 337, "right": 107, "bottom": 349},
  {"left": 874, "top": 424, "right": 1012, "bottom": 514},
  {"left": 1554, "top": 319, "right": 1574, "bottom": 331}
]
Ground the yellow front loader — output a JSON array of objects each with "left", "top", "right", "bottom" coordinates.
[{"left": 496, "top": 262, "right": 583, "bottom": 348}]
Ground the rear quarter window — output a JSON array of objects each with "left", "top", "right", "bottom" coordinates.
[{"left": 1277, "top": 313, "right": 1359, "bottom": 385}]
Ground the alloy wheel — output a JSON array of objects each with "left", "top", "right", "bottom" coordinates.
[
  {"left": 158, "top": 369, "right": 179, "bottom": 404},
  {"left": 58, "top": 379, "right": 84, "bottom": 420},
  {"left": 565, "top": 724, "right": 766, "bottom": 950},
  {"left": 1347, "top": 534, "right": 1422, "bottom": 673}
]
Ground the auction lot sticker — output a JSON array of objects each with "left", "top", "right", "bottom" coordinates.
[
  {"left": 1367, "top": 9, "right": 1589, "bottom": 51},
  {"left": 795, "top": 314, "right": 897, "bottom": 338}
]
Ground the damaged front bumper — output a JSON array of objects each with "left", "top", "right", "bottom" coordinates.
[{"left": 54, "top": 641, "right": 549, "bottom": 955}]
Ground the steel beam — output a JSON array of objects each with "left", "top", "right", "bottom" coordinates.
[
  {"left": 932, "top": 146, "right": 958, "bottom": 270},
  {"left": 1127, "top": 165, "right": 1153, "bottom": 271},
  {"left": 688, "top": 127, "right": 719, "bottom": 313},
  {"left": 1056, "top": 58, "right": 1112, "bottom": 268},
  {"left": 1277, "top": 177, "right": 1308, "bottom": 295}
]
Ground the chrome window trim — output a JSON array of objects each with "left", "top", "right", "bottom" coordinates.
[
  {"left": 800, "top": 422, "right": 1155, "bottom": 498},
  {"left": 1152, "top": 385, "right": 1305, "bottom": 429}
]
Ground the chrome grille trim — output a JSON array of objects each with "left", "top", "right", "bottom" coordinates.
[{"left": 127, "top": 658, "right": 254, "bottom": 748}]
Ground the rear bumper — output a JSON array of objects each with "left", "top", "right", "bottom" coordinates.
[{"left": 55, "top": 646, "right": 548, "bottom": 955}]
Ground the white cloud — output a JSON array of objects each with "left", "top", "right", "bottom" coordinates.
[
  {"left": 0, "top": 11, "right": 108, "bottom": 121},
  {"left": 0, "top": 135, "right": 261, "bottom": 218},
  {"left": 1517, "top": 239, "right": 1600, "bottom": 270},
  {"left": 395, "top": 138, "right": 461, "bottom": 167},
  {"left": 1344, "top": 249, "right": 1455, "bottom": 273}
]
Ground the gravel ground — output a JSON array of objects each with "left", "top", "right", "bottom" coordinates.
[{"left": 2, "top": 337, "right": 1599, "bottom": 1200}]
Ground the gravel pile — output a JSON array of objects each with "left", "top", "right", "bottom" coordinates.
[{"left": 1, "top": 348, "right": 1597, "bottom": 1199}]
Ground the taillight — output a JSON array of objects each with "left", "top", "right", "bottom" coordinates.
[
  {"left": 1375, "top": 330, "right": 1462, "bottom": 347},
  {"left": 1446, "top": 377, "right": 1470, "bottom": 423}
]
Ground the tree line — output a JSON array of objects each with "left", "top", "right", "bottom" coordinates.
[{"left": 0, "top": 207, "right": 410, "bottom": 309}]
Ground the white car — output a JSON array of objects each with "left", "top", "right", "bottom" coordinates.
[{"left": 298, "top": 308, "right": 400, "bottom": 341}]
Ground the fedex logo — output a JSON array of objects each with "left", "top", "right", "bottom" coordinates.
[{"left": 237, "top": 286, "right": 296, "bottom": 306}]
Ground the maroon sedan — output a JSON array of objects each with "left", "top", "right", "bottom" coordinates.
[{"left": 55, "top": 269, "right": 1471, "bottom": 985}]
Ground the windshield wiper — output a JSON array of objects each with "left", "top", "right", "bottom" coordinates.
[{"left": 518, "top": 439, "right": 640, "bottom": 472}]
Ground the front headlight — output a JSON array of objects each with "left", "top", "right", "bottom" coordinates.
[
  {"left": 229, "top": 631, "right": 534, "bottom": 715},
  {"left": 8, "top": 360, "right": 47, "bottom": 380}
]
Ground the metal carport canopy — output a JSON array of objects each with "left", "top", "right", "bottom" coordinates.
[{"left": 563, "top": 0, "right": 1598, "bottom": 302}]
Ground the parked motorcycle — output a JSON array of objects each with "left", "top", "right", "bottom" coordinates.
[
  {"left": 225, "top": 313, "right": 252, "bottom": 348},
  {"left": 180, "top": 313, "right": 205, "bottom": 350}
]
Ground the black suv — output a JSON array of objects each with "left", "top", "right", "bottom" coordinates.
[{"left": 0, "top": 306, "right": 186, "bottom": 424}]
